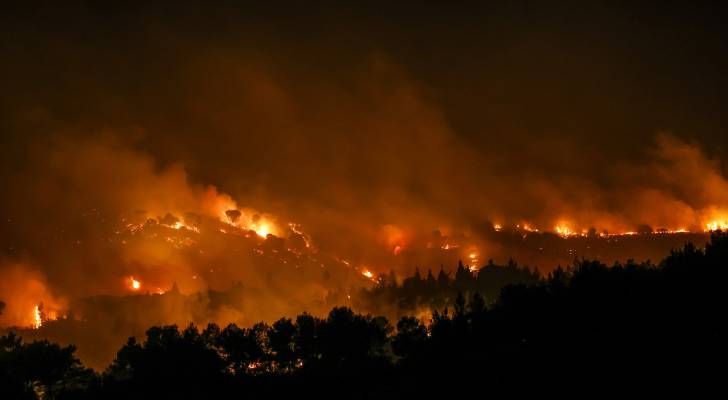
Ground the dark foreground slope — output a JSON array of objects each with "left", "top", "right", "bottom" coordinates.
[{"left": 2, "top": 233, "right": 727, "bottom": 399}]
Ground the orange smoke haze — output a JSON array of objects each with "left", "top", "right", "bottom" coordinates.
[
  {"left": 0, "top": 263, "right": 66, "bottom": 327},
  {"left": 1, "top": 43, "right": 728, "bottom": 369},
  {"left": 3, "top": 1, "right": 728, "bottom": 372},
  {"left": 1, "top": 100, "right": 727, "bottom": 312},
  {"left": 3, "top": 130, "right": 728, "bottom": 318}
]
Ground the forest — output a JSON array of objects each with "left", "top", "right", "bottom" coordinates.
[{"left": 3, "top": 233, "right": 725, "bottom": 398}]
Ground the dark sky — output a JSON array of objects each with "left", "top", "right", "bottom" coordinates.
[{"left": 3, "top": 1, "right": 728, "bottom": 154}]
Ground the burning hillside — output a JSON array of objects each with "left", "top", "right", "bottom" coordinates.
[
  {"left": 1, "top": 134, "right": 726, "bottom": 329},
  {"left": 3, "top": 7, "right": 728, "bottom": 370}
]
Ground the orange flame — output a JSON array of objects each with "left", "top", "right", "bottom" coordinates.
[
  {"left": 128, "top": 276, "right": 141, "bottom": 291},
  {"left": 33, "top": 305, "right": 42, "bottom": 329}
]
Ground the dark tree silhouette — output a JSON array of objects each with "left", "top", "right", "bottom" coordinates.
[
  {"left": 0, "top": 332, "right": 94, "bottom": 399},
  {"left": 5, "top": 232, "right": 728, "bottom": 398}
]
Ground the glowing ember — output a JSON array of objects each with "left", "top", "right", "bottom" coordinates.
[
  {"left": 493, "top": 223, "right": 502, "bottom": 231},
  {"left": 361, "top": 269, "right": 377, "bottom": 282},
  {"left": 288, "top": 223, "right": 313, "bottom": 248},
  {"left": 522, "top": 224, "right": 538, "bottom": 232},
  {"left": 393, "top": 245, "right": 402, "bottom": 255}
]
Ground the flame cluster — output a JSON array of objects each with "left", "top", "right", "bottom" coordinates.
[
  {"left": 33, "top": 305, "right": 42, "bottom": 329},
  {"left": 705, "top": 220, "right": 728, "bottom": 231}
]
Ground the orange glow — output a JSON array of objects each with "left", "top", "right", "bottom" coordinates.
[
  {"left": 33, "top": 305, "right": 42, "bottom": 329},
  {"left": 522, "top": 224, "right": 538, "bottom": 232},
  {"left": 493, "top": 223, "right": 502, "bottom": 232},
  {"left": 554, "top": 224, "right": 574, "bottom": 237},
  {"left": 169, "top": 221, "right": 200, "bottom": 233},
  {"left": 221, "top": 208, "right": 281, "bottom": 238},
  {"left": 393, "top": 245, "right": 402, "bottom": 255},
  {"left": 128, "top": 276, "right": 141, "bottom": 291},
  {"left": 361, "top": 269, "right": 378, "bottom": 282},
  {"left": 468, "top": 252, "right": 479, "bottom": 272},
  {"left": 255, "top": 224, "right": 270, "bottom": 238},
  {"left": 705, "top": 220, "right": 728, "bottom": 231}
]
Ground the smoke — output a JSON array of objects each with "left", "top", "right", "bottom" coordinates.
[
  {"left": 3, "top": 55, "right": 728, "bottom": 300},
  {"left": 3, "top": 4, "right": 728, "bottom": 368},
  {"left": 0, "top": 262, "right": 66, "bottom": 327}
]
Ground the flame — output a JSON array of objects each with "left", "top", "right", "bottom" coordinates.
[
  {"left": 222, "top": 208, "right": 281, "bottom": 238},
  {"left": 361, "top": 269, "right": 378, "bottom": 282},
  {"left": 467, "top": 247, "right": 479, "bottom": 271},
  {"left": 288, "top": 223, "right": 313, "bottom": 248},
  {"left": 522, "top": 223, "right": 538, "bottom": 232},
  {"left": 705, "top": 220, "right": 728, "bottom": 231},
  {"left": 554, "top": 224, "right": 574, "bottom": 237},
  {"left": 170, "top": 221, "right": 200, "bottom": 233},
  {"left": 254, "top": 224, "right": 270, "bottom": 238},
  {"left": 33, "top": 305, "right": 42, "bottom": 329},
  {"left": 493, "top": 223, "right": 502, "bottom": 232},
  {"left": 128, "top": 276, "right": 141, "bottom": 291},
  {"left": 393, "top": 245, "right": 402, "bottom": 255}
]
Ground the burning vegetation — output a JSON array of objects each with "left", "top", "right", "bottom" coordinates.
[
  {"left": 2, "top": 6, "right": 728, "bottom": 379},
  {"left": 3, "top": 232, "right": 727, "bottom": 398}
]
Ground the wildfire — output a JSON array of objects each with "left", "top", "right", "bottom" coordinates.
[
  {"left": 169, "top": 221, "right": 200, "bottom": 233},
  {"left": 33, "top": 305, "right": 42, "bottom": 329},
  {"left": 705, "top": 220, "right": 728, "bottom": 231},
  {"left": 222, "top": 208, "right": 281, "bottom": 238},
  {"left": 288, "top": 223, "right": 313, "bottom": 248},
  {"left": 554, "top": 224, "right": 574, "bottom": 237},
  {"left": 467, "top": 249, "right": 479, "bottom": 271},
  {"left": 362, "top": 269, "right": 374, "bottom": 279},
  {"left": 128, "top": 276, "right": 141, "bottom": 291},
  {"left": 254, "top": 224, "right": 270, "bottom": 238},
  {"left": 521, "top": 224, "right": 538, "bottom": 232},
  {"left": 493, "top": 223, "right": 502, "bottom": 232}
]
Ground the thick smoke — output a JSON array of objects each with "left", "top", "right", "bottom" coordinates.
[{"left": 2, "top": 67, "right": 727, "bottom": 314}]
